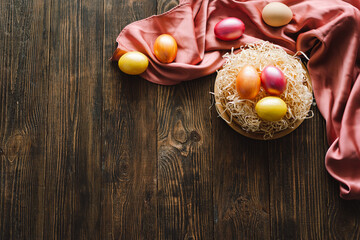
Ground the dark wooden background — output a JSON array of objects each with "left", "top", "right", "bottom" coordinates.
[{"left": 1, "top": 0, "right": 360, "bottom": 239}]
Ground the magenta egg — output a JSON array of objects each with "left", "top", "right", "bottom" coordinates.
[
  {"left": 261, "top": 65, "right": 287, "bottom": 95},
  {"left": 214, "top": 17, "right": 245, "bottom": 41}
]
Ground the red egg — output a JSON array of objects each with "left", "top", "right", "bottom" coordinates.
[
  {"left": 236, "top": 65, "right": 261, "bottom": 99},
  {"left": 214, "top": 17, "right": 245, "bottom": 41},
  {"left": 261, "top": 65, "right": 287, "bottom": 95}
]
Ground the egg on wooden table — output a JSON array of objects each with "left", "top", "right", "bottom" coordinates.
[
  {"left": 236, "top": 65, "right": 261, "bottom": 99},
  {"left": 262, "top": 2, "right": 293, "bottom": 27},
  {"left": 255, "top": 96, "right": 287, "bottom": 121},
  {"left": 118, "top": 51, "right": 149, "bottom": 75}
]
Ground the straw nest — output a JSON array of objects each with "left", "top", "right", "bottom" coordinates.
[{"left": 214, "top": 41, "right": 313, "bottom": 140}]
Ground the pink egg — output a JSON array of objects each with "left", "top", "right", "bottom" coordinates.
[
  {"left": 261, "top": 65, "right": 287, "bottom": 95},
  {"left": 214, "top": 17, "right": 245, "bottom": 41}
]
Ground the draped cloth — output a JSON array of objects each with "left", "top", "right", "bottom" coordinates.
[{"left": 111, "top": 0, "right": 360, "bottom": 200}]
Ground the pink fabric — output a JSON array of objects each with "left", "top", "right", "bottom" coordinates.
[{"left": 112, "top": 0, "right": 360, "bottom": 199}]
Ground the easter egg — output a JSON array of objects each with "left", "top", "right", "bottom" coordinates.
[
  {"left": 236, "top": 65, "right": 261, "bottom": 99},
  {"left": 261, "top": 65, "right": 287, "bottom": 95},
  {"left": 118, "top": 51, "right": 149, "bottom": 75},
  {"left": 214, "top": 17, "right": 245, "bottom": 41},
  {"left": 255, "top": 96, "right": 287, "bottom": 121},
  {"left": 154, "top": 34, "right": 178, "bottom": 63},
  {"left": 262, "top": 2, "right": 293, "bottom": 27}
]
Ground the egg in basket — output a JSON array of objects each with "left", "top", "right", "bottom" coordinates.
[{"left": 214, "top": 41, "right": 313, "bottom": 140}]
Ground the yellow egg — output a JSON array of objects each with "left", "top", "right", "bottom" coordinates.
[
  {"left": 262, "top": 2, "right": 293, "bottom": 27},
  {"left": 255, "top": 96, "right": 287, "bottom": 121},
  {"left": 118, "top": 51, "right": 149, "bottom": 75}
]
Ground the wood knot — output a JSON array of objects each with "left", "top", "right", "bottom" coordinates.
[
  {"left": 185, "top": 237, "right": 195, "bottom": 240},
  {"left": 173, "top": 120, "right": 187, "bottom": 144},
  {"left": 190, "top": 131, "right": 201, "bottom": 142},
  {"left": 4, "top": 133, "right": 31, "bottom": 162},
  {"left": 114, "top": 152, "right": 130, "bottom": 182},
  {"left": 0, "top": 147, "right": 4, "bottom": 155}
]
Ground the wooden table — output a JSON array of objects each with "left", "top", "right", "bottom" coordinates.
[{"left": 1, "top": 0, "right": 360, "bottom": 239}]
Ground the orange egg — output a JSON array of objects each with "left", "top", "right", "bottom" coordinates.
[
  {"left": 154, "top": 34, "right": 178, "bottom": 63},
  {"left": 236, "top": 65, "right": 261, "bottom": 99}
]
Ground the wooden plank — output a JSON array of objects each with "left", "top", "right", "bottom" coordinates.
[
  {"left": 269, "top": 107, "right": 360, "bottom": 239},
  {"left": 268, "top": 116, "right": 322, "bottom": 239},
  {"left": 44, "top": 1, "right": 79, "bottom": 237},
  {"left": 73, "top": 0, "right": 103, "bottom": 238},
  {"left": 101, "top": 0, "right": 158, "bottom": 239},
  {"left": 212, "top": 95, "right": 271, "bottom": 238},
  {"left": 0, "top": 0, "right": 50, "bottom": 239},
  {"left": 156, "top": 78, "right": 215, "bottom": 239},
  {"left": 326, "top": 190, "right": 360, "bottom": 239},
  {"left": 155, "top": 1, "right": 215, "bottom": 239},
  {"left": 44, "top": 0, "right": 103, "bottom": 238}
]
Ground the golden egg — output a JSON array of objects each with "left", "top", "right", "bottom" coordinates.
[
  {"left": 255, "top": 96, "right": 287, "bottom": 121},
  {"left": 118, "top": 51, "right": 149, "bottom": 75}
]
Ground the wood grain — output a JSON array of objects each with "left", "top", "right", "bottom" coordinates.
[
  {"left": 268, "top": 106, "right": 360, "bottom": 239},
  {"left": 74, "top": 0, "right": 103, "bottom": 238},
  {"left": 157, "top": 0, "right": 179, "bottom": 13},
  {"left": 157, "top": 78, "right": 214, "bottom": 239},
  {"left": 212, "top": 88, "right": 271, "bottom": 238},
  {"left": 156, "top": 1, "right": 215, "bottom": 239},
  {"left": 0, "top": 0, "right": 49, "bottom": 239},
  {"left": 1, "top": 0, "right": 360, "bottom": 239},
  {"left": 101, "top": 0, "right": 158, "bottom": 239},
  {"left": 44, "top": 0, "right": 103, "bottom": 238},
  {"left": 268, "top": 113, "right": 323, "bottom": 239}
]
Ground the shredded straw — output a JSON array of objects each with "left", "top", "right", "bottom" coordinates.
[{"left": 215, "top": 41, "right": 313, "bottom": 139}]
